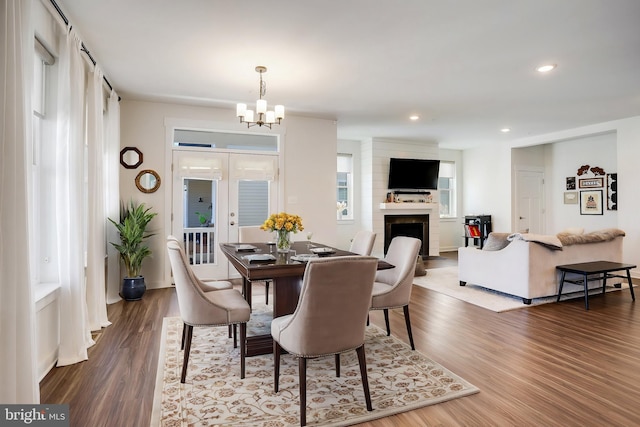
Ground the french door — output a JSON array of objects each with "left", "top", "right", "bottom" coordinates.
[{"left": 172, "top": 150, "right": 278, "bottom": 279}]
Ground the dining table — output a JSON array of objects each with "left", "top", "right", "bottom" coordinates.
[{"left": 220, "top": 240, "right": 394, "bottom": 356}]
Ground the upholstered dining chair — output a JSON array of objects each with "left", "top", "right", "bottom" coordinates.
[
  {"left": 167, "top": 240, "right": 251, "bottom": 381},
  {"left": 167, "top": 235, "right": 235, "bottom": 346},
  {"left": 271, "top": 256, "right": 378, "bottom": 426},
  {"left": 349, "top": 230, "right": 377, "bottom": 256},
  {"left": 239, "top": 225, "right": 272, "bottom": 304},
  {"left": 369, "top": 236, "right": 421, "bottom": 350}
]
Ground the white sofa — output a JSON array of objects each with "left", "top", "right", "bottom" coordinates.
[{"left": 458, "top": 229, "right": 625, "bottom": 304}]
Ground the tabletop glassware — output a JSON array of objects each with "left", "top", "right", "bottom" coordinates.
[{"left": 306, "top": 232, "right": 313, "bottom": 248}]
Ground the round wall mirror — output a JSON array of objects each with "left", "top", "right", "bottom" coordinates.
[
  {"left": 120, "top": 147, "right": 143, "bottom": 169},
  {"left": 135, "top": 169, "right": 161, "bottom": 193}
]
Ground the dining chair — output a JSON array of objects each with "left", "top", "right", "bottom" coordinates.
[
  {"left": 369, "top": 236, "right": 421, "bottom": 350},
  {"left": 349, "top": 230, "right": 377, "bottom": 256},
  {"left": 271, "top": 256, "right": 378, "bottom": 426},
  {"left": 167, "top": 240, "right": 251, "bottom": 381},
  {"left": 238, "top": 225, "right": 273, "bottom": 305},
  {"left": 167, "top": 235, "right": 235, "bottom": 346}
]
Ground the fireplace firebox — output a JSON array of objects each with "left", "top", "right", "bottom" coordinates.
[{"left": 384, "top": 214, "right": 429, "bottom": 258}]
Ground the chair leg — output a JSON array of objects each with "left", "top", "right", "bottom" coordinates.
[
  {"left": 403, "top": 305, "right": 415, "bottom": 350},
  {"left": 228, "top": 324, "right": 232, "bottom": 339},
  {"left": 356, "top": 345, "right": 373, "bottom": 412},
  {"left": 233, "top": 324, "right": 237, "bottom": 348},
  {"left": 240, "top": 323, "right": 246, "bottom": 379},
  {"left": 274, "top": 341, "right": 281, "bottom": 392},
  {"left": 299, "top": 357, "right": 307, "bottom": 426},
  {"left": 181, "top": 323, "right": 187, "bottom": 350},
  {"left": 265, "top": 281, "right": 270, "bottom": 305},
  {"left": 366, "top": 314, "right": 369, "bottom": 326},
  {"left": 383, "top": 309, "right": 390, "bottom": 336},
  {"left": 181, "top": 325, "right": 194, "bottom": 383},
  {"left": 335, "top": 354, "right": 340, "bottom": 377}
]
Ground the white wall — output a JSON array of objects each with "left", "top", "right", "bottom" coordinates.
[
  {"left": 462, "top": 142, "right": 513, "bottom": 232},
  {"left": 544, "top": 132, "right": 618, "bottom": 232},
  {"left": 119, "top": 100, "right": 337, "bottom": 290}
]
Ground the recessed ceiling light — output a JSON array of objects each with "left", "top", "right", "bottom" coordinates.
[
  {"left": 409, "top": 115, "right": 419, "bottom": 121},
  {"left": 501, "top": 128, "right": 511, "bottom": 133},
  {"left": 536, "top": 64, "right": 556, "bottom": 73}
]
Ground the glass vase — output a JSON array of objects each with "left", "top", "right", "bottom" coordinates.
[{"left": 276, "top": 230, "right": 292, "bottom": 253}]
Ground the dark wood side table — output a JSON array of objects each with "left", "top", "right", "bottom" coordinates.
[{"left": 556, "top": 261, "right": 636, "bottom": 310}]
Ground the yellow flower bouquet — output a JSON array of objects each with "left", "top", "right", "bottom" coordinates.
[{"left": 261, "top": 212, "right": 304, "bottom": 252}]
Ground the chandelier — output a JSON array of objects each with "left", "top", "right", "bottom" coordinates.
[{"left": 236, "top": 66, "right": 285, "bottom": 128}]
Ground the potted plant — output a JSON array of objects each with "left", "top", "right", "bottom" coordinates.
[
  {"left": 195, "top": 211, "right": 209, "bottom": 227},
  {"left": 109, "top": 201, "right": 157, "bottom": 301}
]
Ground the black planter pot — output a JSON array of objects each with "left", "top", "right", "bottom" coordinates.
[{"left": 120, "top": 276, "right": 146, "bottom": 301}]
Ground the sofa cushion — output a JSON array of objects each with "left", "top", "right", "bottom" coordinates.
[{"left": 482, "top": 233, "right": 511, "bottom": 251}]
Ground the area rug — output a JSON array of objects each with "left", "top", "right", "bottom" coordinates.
[
  {"left": 150, "top": 311, "right": 479, "bottom": 426},
  {"left": 414, "top": 266, "right": 633, "bottom": 312}
]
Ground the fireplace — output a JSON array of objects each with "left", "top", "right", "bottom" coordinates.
[{"left": 384, "top": 214, "right": 429, "bottom": 258}]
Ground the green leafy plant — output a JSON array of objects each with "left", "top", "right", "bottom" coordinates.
[
  {"left": 195, "top": 211, "right": 209, "bottom": 226},
  {"left": 109, "top": 201, "right": 157, "bottom": 278}
]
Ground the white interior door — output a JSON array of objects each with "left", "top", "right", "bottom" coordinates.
[
  {"left": 515, "top": 168, "right": 545, "bottom": 234},
  {"left": 172, "top": 150, "right": 278, "bottom": 279}
]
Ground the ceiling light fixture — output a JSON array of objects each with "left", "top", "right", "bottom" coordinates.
[
  {"left": 536, "top": 64, "right": 556, "bottom": 73},
  {"left": 409, "top": 115, "right": 420, "bottom": 121},
  {"left": 501, "top": 128, "right": 511, "bottom": 133},
  {"left": 236, "top": 66, "right": 285, "bottom": 128}
]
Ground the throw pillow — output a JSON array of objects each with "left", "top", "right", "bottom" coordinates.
[{"left": 482, "top": 232, "right": 511, "bottom": 251}]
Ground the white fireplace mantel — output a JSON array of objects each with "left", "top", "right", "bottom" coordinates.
[{"left": 379, "top": 202, "right": 439, "bottom": 210}]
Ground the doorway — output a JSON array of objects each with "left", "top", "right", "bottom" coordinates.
[
  {"left": 515, "top": 167, "right": 545, "bottom": 234},
  {"left": 171, "top": 149, "right": 278, "bottom": 279}
]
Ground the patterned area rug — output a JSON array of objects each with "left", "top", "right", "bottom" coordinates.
[
  {"left": 150, "top": 308, "right": 479, "bottom": 426},
  {"left": 414, "top": 266, "right": 633, "bottom": 312}
]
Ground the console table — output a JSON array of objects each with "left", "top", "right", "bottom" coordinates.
[{"left": 556, "top": 261, "right": 636, "bottom": 310}]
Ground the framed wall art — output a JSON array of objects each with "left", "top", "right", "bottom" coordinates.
[
  {"left": 607, "top": 173, "right": 618, "bottom": 210},
  {"left": 564, "top": 192, "right": 578, "bottom": 204},
  {"left": 580, "top": 190, "right": 603, "bottom": 215},
  {"left": 566, "top": 177, "right": 576, "bottom": 190},
  {"left": 578, "top": 177, "right": 604, "bottom": 188}
]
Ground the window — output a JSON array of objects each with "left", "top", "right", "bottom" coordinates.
[
  {"left": 337, "top": 154, "right": 353, "bottom": 220},
  {"left": 438, "top": 161, "right": 456, "bottom": 217}
]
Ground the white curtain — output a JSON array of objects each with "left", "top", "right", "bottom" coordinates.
[
  {"left": 55, "top": 29, "right": 94, "bottom": 366},
  {"left": 86, "top": 67, "right": 111, "bottom": 330},
  {"left": 0, "top": 0, "right": 40, "bottom": 403},
  {"left": 106, "top": 90, "right": 121, "bottom": 304}
]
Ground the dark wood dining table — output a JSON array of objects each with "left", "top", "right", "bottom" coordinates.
[{"left": 220, "top": 240, "right": 393, "bottom": 356}]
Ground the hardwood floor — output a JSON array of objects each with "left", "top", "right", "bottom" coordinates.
[{"left": 40, "top": 252, "right": 640, "bottom": 426}]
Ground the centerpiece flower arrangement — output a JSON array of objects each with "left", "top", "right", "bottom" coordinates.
[{"left": 260, "top": 212, "right": 304, "bottom": 253}]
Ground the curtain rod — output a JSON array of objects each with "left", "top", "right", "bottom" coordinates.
[{"left": 49, "top": 0, "right": 119, "bottom": 99}]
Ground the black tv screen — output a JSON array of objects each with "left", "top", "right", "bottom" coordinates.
[{"left": 388, "top": 158, "right": 440, "bottom": 190}]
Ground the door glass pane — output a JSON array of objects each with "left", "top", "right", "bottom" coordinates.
[
  {"left": 183, "top": 178, "right": 216, "bottom": 264},
  {"left": 238, "top": 180, "right": 269, "bottom": 226}
]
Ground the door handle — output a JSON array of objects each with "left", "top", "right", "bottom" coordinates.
[
  {"left": 519, "top": 216, "right": 525, "bottom": 220},
  {"left": 230, "top": 221, "right": 235, "bottom": 226}
]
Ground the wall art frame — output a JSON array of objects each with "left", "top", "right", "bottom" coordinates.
[
  {"left": 564, "top": 192, "right": 578, "bottom": 204},
  {"left": 607, "top": 173, "right": 618, "bottom": 210},
  {"left": 578, "top": 177, "right": 604, "bottom": 188},
  {"left": 580, "top": 190, "right": 603, "bottom": 215}
]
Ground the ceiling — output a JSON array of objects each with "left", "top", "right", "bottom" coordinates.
[{"left": 55, "top": 0, "right": 640, "bottom": 149}]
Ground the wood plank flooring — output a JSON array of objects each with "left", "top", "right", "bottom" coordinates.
[{"left": 40, "top": 253, "right": 640, "bottom": 426}]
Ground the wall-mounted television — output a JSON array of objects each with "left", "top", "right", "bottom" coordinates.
[{"left": 388, "top": 158, "right": 440, "bottom": 190}]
